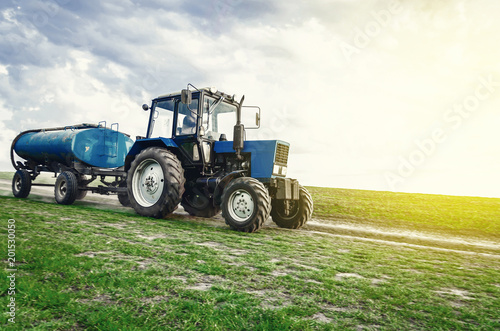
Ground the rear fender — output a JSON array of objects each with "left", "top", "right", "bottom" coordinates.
[{"left": 124, "top": 138, "right": 178, "bottom": 171}]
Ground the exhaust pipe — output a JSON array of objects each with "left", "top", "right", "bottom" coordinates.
[{"left": 233, "top": 95, "right": 245, "bottom": 160}]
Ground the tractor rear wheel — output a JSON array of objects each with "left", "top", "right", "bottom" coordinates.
[
  {"left": 181, "top": 188, "right": 220, "bottom": 218},
  {"left": 271, "top": 186, "right": 313, "bottom": 229},
  {"left": 127, "top": 147, "right": 185, "bottom": 219},
  {"left": 55, "top": 171, "right": 78, "bottom": 205},
  {"left": 12, "top": 169, "right": 31, "bottom": 198},
  {"left": 221, "top": 177, "right": 271, "bottom": 233}
]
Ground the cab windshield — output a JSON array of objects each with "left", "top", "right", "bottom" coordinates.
[
  {"left": 149, "top": 97, "right": 199, "bottom": 138},
  {"left": 202, "top": 95, "right": 237, "bottom": 141}
]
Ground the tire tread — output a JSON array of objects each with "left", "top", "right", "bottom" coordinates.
[
  {"left": 221, "top": 177, "right": 271, "bottom": 233},
  {"left": 127, "top": 147, "right": 185, "bottom": 219},
  {"left": 12, "top": 169, "right": 31, "bottom": 198},
  {"left": 271, "top": 186, "right": 313, "bottom": 229},
  {"left": 54, "top": 171, "right": 78, "bottom": 205}
]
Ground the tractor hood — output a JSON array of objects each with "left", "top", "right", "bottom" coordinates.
[{"left": 214, "top": 140, "right": 290, "bottom": 179}]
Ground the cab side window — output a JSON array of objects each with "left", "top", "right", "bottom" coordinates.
[{"left": 176, "top": 99, "right": 199, "bottom": 136}]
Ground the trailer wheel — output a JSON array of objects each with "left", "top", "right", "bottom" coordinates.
[
  {"left": 181, "top": 188, "right": 220, "bottom": 218},
  {"left": 271, "top": 186, "right": 313, "bottom": 229},
  {"left": 76, "top": 189, "right": 88, "bottom": 200},
  {"left": 12, "top": 170, "right": 31, "bottom": 198},
  {"left": 127, "top": 147, "right": 185, "bottom": 219},
  {"left": 221, "top": 177, "right": 271, "bottom": 233},
  {"left": 55, "top": 171, "right": 78, "bottom": 205},
  {"left": 118, "top": 193, "right": 131, "bottom": 207},
  {"left": 117, "top": 182, "right": 131, "bottom": 207},
  {"left": 76, "top": 175, "right": 87, "bottom": 200}
]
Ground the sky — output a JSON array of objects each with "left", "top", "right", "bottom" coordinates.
[{"left": 1, "top": 0, "right": 499, "bottom": 198}]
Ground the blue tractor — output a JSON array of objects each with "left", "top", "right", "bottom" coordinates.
[{"left": 11, "top": 85, "right": 313, "bottom": 232}]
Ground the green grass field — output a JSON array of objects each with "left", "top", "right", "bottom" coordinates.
[
  {"left": 3, "top": 171, "right": 499, "bottom": 240},
  {"left": 308, "top": 186, "right": 500, "bottom": 240},
  {"left": 0, "top": 191, "right": 499, "bottom": 330}
]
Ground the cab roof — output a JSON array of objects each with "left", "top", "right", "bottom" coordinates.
[{"left": 156, "top": 87, "right": 239, "bottom": 104}]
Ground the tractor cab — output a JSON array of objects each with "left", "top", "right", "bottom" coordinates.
[{"left": 144, "top": 87, "right": 251, "bottom": 170}]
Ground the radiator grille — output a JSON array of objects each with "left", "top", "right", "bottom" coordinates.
[{"left": 275, "top": 143, "right": 289, "bottom": 166}]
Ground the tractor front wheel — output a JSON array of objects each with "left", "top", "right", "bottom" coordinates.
[
  {"left": 271, "top": 186, "right": 313, "bottom": 229},
  {"left": 127, "top": 147, "right": 185, "bottom": 219},
  {"left": 221, "top": 177, "right": 271, "bottom": 233}
]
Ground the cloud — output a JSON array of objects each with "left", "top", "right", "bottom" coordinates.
[{"left": 1, "top": 0, "right": 499, "bottom": 197}]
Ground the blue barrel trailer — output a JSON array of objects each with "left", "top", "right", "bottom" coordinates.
[{"left": 11, "top": 86, "right": 313, "bottom": 232}]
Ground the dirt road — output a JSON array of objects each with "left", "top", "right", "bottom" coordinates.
[{"left": 1, "top": 178, "right": 498, "bottom": 257}]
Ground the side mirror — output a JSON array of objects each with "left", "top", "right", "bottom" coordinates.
[
  {"left": 142, "top": 104, "right": 149, "bottom": 111},
  {"left": 241, "top": 106, "right": 261, "bottom": 129},
  {"left": 181, "top": 89, "right": 192, "bottom": 105}
]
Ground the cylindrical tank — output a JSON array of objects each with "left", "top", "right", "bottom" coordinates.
[{"left": 13, "top": 126, "right": 134, "bottom": 168}]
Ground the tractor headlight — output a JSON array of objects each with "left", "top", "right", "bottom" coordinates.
[
  {"left": 202, "top": 141, "right": 211, "bottom": 163},
  {"left": 193, "top": 146, "right": 200, "bottom": 161},
  {"left": 273, "top": 164, "right": 287, "bottom": 177}
]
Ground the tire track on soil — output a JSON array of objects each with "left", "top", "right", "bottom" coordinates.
[{"left": 1, "top": 179, "right": 498, "bottom": 257}]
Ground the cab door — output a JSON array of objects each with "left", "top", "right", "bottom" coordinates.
[{"left": 172, "top": 95, "right": 205, "bottom": 167}]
